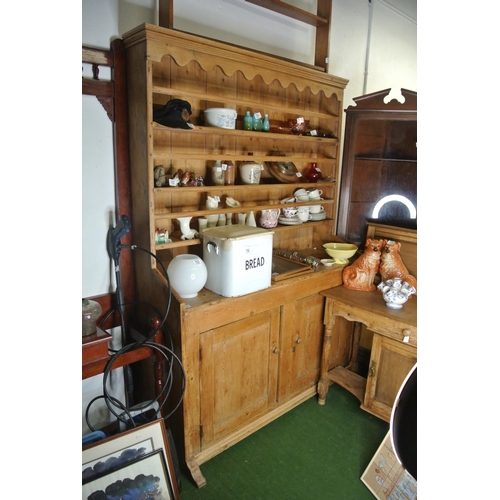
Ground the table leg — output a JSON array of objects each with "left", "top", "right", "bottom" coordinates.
[
  {"left": 317, "top": 319, "right": 334, "bottom": 405},
  {"left": 346, "top": 321, "right": 361, "bottom": 374}
]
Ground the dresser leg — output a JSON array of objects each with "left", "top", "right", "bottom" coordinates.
[
  {"left": 186, "top": 458, "right": 207, "bottom": 488},
  {"left": 317, "top": 321, "right": 333, "bottom": 405}
]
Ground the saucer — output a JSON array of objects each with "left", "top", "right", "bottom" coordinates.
[
  {"left": 310, "top": 209, "right": 326, "bottom": 220},
  {"left": 278, "top": 216, "right": 303, "bottom": 225}
]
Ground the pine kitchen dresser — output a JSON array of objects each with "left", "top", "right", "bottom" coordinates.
[{"left": 122, "top": 23, "right": 352, "bottom": 487}]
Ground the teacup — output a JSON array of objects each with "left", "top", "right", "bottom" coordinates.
[
  {"left": 297, "top": 207, "right": 312, "bottom": 222},
  {"left": 259, "top": 208, "right": 281, "bottom": 228},
  {"left": 294, "top": 188, "right": 308, "bottom": 198},
  {"left": 280, "top": 196, "right": 296, "bottom": 204},
  {"left": 309, "top": 204, "right": 324, "bottom": 214},
  {"left": 308, "top": 189, "right": 323, "bottom": 200},
  {"left": 296, "top": 195, "right": 310, "bottom": 202},
  {"left": 283, "top": 207, "right": 298, "bottom": 218}
]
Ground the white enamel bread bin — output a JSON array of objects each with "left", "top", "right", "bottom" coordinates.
[{"left": 202, "top": 225, "right": 274, "bottom": 297}]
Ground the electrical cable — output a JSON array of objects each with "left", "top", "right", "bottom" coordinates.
[
  {"left": 100, "top": 301, "right": 162, "bottom": 354},
  {"left": 84, "top": 242, "right": 186, "bottom": 433}
]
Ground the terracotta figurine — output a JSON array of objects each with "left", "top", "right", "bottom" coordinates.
[
  {"left": 379, "top": 240, "right": 417, "bottom": 292},
  {"left": 342, "top": 238, "right": 385, "bottom": 291}
]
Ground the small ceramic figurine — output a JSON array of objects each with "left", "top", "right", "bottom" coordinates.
[
  {"left": 342, "top": 238, "right": 385, "bottom": 291},
  {"left": 154, "top": 165, "right": 167, "bottom": 187},
  {"left": 379, "top": 240, "right": 417, "bottom": 292}
]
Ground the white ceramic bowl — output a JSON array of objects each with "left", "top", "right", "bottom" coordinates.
[
  {"left": 204, "top": 108, "right": 237, "bottom": 129},
  {"left": 320, "top": 259, "right": 335, "bottom": 267},
  {"left": 322, "top": 242, "right": 358, "bottom": 260}
]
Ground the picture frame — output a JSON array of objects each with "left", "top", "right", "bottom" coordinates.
[
  {"left": 83, "top": 449, "right": 173, "bottom": 499},
  {"left": 360, "top": 431, "right": 417, "bottom": 500},
  {"left": 82, "top": 419, "right": 180, "bottom": 500}
]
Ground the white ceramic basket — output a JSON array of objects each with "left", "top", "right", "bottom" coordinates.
[{"left": 204, "top": 108, "right": 237, "bottom": 129}]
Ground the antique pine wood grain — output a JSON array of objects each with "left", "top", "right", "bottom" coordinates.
[
  {"left": 200, "top": 308, "right": 280, "bottom": 448},
  {"left": 317, "top": 286, "right": 416, "bottom": 423},
  {"left": 123, "top": 24, "right": 348, "bottom": 487},
  {"left": 362, "top": 334, "right": 416, "bottom": 421}
]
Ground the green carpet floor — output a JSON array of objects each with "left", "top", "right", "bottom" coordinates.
[{"left": 178, "top": 384, "right": 389, "bottom": 499}]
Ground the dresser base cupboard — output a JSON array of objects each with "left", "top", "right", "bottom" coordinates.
[
  {"left": 163, "top": 268, "right": 353, "bottom": 487},
  {"left": 122, "top": 24, "right": 350, "bottom": 487}
]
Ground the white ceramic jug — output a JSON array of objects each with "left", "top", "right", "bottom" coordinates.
[{"left": 259, "top": 208, "right": 280, "bottom": 228}]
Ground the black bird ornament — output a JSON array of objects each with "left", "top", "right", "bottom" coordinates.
[{"left": 153, "top": 99, "right": 194, "bottom": 129}]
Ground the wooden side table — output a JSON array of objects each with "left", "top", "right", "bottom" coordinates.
[
  {"left": 82, "top": 318, "right": 165, "bottom": 409},
  {"left": 317, "top": 286, "right": 417, "bottom": 422}
]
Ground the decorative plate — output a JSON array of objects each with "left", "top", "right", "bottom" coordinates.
[{"left": 265, "top": 151, "right": 300, "bottom": 183}]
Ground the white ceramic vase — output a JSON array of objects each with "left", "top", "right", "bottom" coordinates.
[
  {"left": 167, "top": 254, "right": 208, "bottom": 298},
  {"left": 247, "top": 210, "right": 257, "bottom": 227},
  {"left": 177, "top": 216, "right": 197, "bottom": 240}
]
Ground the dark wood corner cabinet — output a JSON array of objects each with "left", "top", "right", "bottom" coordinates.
[
  {"left": 122, "top": 23, "right": 352, "bottom": 487},
  {"left": 336, "top": 88, "right": 417, "bottom": 247}
]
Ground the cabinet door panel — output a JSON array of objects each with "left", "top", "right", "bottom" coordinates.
[
  {"left": 363, "top": 334, "right": 416, "bottom": 422},
  {"left": 279, "top": 295, "right": 324, "bottom": 401},
  {"left": 279, "top": 295, "right": 353, "bottom": 402},
  {"left": 199, "top": 308, "right": 280, "bottom": 449}
]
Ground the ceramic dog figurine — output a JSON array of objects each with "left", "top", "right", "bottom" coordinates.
[
  {"left": 342, "top": 238, "right": 385, "bottom": 291},
  {"left": 379, "top": 240, "right": 417, "bottom": 291}
]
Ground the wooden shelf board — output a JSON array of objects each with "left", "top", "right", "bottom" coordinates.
[
  {"left": 154, "top": 200, "right": 334, "bottom": 219},
  {"left": 152, "top": 125, "right": 338, "bottom": 144},
  {"left": 154, "top": 220, "right": 333, "bottom": 250},
  {"left": 326, "top": 365, "right": 366, "bottom": 403},
  {"left": 152, "top": 88, "right": 340, "bottom": 120}
]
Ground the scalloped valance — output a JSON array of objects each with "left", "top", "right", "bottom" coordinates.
[{"left": 123, "top": 23, "right": 348, "bottom": 99}]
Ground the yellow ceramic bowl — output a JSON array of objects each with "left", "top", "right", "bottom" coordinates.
[{"left": 322, "top": 242, "right": 358, "bottom": 260}]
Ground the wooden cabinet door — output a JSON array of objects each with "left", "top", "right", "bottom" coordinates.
[
  {"left": 279, "top": 295, "right": 353, "bottom": 402},
  {"left": 362, "top": 333, "right": 416, "bottom": 422},
  {"left": 199, "top": 308, "right": 280, "bottom": 450}
]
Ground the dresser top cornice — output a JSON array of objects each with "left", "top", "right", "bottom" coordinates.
[{"left": 122, "top": 23, "right": 348, "bottom": 96}]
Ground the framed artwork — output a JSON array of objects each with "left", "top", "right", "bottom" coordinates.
[
  {"left": 83, "top": 449, "right": 173, "bottom": 499},
  {"left": 82, "top": 419, "right": 180, "bottom": 500},
  {"left": 361, "top": 431, "right": 417, "bottom": 500}
]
